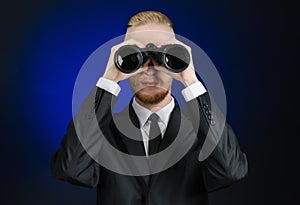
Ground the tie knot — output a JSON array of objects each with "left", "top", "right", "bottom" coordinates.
[{"left": 148, "top": 113, "right": 159, "bottom": 123}]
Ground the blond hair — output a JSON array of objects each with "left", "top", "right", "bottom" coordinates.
[{"left": 127, "top": 10, "right": 174, "bottom": 29}]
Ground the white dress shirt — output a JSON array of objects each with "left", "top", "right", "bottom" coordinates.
[
  {"left": 132, "top": 98, "right": 174, "bottom": 156},
  {"left": 96, "top": 77, "right": 207, "bottom": 156}
]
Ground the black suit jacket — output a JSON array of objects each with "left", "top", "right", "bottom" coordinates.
[{"left": 51, "top": 87, "right": 248, "bottom": 205}]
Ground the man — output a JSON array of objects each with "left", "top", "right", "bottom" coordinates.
[{"left": 51, "top": 10, "right": 248, "bottom": 205}]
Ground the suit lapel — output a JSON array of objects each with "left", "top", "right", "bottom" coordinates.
[
  {"left": 113, "top": 101, "right": 149, "bottom": 192},
  {"left": 146, "top": 100, "right": 181, "bottom": 188},
  {"left": 113, "top": 104, "right": 146, "bottom": 156},
  {"left": 159, "top": 100, "right": 181, "bottom": 151}
]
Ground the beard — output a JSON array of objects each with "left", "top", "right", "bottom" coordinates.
[{"left": 135, "top": 87, "right": 169, "bottom": 105}]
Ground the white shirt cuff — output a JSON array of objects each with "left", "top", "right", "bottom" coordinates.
[
  {"left": 181, "top": 81, "right": 207, "bottom": 102},
  {"left": 96, "top": 77, "right": 121, "bottom": 96}
]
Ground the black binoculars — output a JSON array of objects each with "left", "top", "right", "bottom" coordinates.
[{"left": 114, "top": 43, "right": 190, "bottom": 73}]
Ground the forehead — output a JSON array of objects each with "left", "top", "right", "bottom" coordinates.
[{"left": 125, "top": 24, "right": 175, "bottom": 47}]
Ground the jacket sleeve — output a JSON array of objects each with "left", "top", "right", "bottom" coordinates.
[
  {"left": 186, "top": 92, "right": 248, "bottom": 192},
  {"left": 50, "top": 86, "right": 114, "bottom": 188}
]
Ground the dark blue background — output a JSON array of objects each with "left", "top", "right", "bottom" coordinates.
[{"left": 1, "top": 0, "right": 297, "bottom": 204}]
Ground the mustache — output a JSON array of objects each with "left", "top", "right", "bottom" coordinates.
[{"left": 135, "top": 77, "right": 161, "bottom": 84}]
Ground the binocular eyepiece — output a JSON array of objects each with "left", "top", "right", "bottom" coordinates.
[{"left": 114, "top": 43, "right": 190, "bottom": 73}]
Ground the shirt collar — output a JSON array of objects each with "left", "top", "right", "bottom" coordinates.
[{"left": 132, "top": 97, "right": 175, "bottom": 127}]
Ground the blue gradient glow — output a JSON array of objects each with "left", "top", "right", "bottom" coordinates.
[{"left": 3, "top": 0, "right": 289, "bottom": 204}]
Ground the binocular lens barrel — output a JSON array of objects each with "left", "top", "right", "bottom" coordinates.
[
  {"left": 114, "top": 44, "right": 190, "bottom": 73},
  {"left": 163, "top": 45, "right": 190, "bottom": 72},
  {"left": 114, "top": 45, "right": 144, "bottom": 73}
]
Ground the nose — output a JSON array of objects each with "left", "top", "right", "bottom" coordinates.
[
  {"left": 148, "top": 61, "right": 154, "bottom": 67},
  {"left": 142, "top": 58, "right": 156, "bottom": 75}
]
